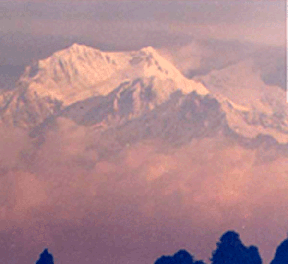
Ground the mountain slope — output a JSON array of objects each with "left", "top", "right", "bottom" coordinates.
[
  {"left": 0, "top": 84, "right": 61, "bottom": 128},
  {"left": 0, "top": 43, "right": 287, "bottom": 147},
  {"left": 195, "top": 60, "right": 288, "bottom": 143},
  {"left": 19, "top": 43, "right": 208, "bottom": 106}
]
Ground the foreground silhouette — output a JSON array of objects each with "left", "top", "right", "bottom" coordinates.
[
  {"left": 270, "top": 238, "right": 288, "bottom": 264},
  {"left": 154, "top": 249, "right": 205, "bottom": 264},
  {"left": 35, "top": 248, "right": 54, "bottom": 264},
  {"left": 34, "top": 231, "right": 288, "bottom": 264},
  {"left": 210, "top": 231, "right": 262, "bottom": 264}
]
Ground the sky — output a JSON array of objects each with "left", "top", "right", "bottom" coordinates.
[
  {"left": 0, "top": 1, "right": 285, "bottom": 55},
  {"left": 0, "top": 1, "right": 287, "bottom": 264},
  {"left": 0, "top": 0, "right": 285, "bottom": 88}
]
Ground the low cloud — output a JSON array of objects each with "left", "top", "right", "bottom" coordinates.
[{"left": 0, "top": 118, "right": 288, "bottom": 263}]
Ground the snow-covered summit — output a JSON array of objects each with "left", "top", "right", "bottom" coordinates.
[
  {"left": 1, "top": 43, "right": 288, "bottom": 145},
  {"left": 19, "top": 43, "right": 208, "bottom": 105}
]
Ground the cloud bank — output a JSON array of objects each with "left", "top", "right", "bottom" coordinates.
[{"left": 0, "top": 118, "right": 288, "bottom": 263}]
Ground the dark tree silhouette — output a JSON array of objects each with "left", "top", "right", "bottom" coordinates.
[
  {"left": 211, "top": 230, "right": 262, "bottom": 264},
  {"left": 173, "top": 250, "right": 194, "bottom": 264},
  {"left": 248, "top": 246, "right": 262, "bottom": 264},
  {"left": 270, "top": 238, "right": 288, "bottom": 264},
  {"left": 35, "top": 248, "right": 54, "bottom": 264},
  {"left": 154, "top": 249, "right": 205, "bottom": 264},
  {"left": 194, "top": 261, "right": 206, "bottom": 264},
  {"left": 155, "top": 255, "right": 177, "bottom": 264}
]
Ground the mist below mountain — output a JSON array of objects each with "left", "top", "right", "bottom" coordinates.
[{"left": 0, "top": 43, "right": 287, "bottom": 264}]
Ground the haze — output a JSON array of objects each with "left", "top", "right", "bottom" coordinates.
[{"left": 0, "top": 1, "right": 286, "bottom": 264}]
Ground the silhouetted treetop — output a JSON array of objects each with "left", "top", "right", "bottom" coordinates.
[
  {"left": 35, "top": 248, "right": 54, "bottom": 264},
  {"left": 194, "top": 261, "right": 206, "bottom": 264},
  {"left": 248, "top": 246, "right": 262, "bottom": 264},
  {"left": 219, "top": 231, "right": 241, "bottom": 246},
  {"left": 211, "top": 230, "right": 262, "bottom": 264},
  {"left": 173, "top": 250, "right": 194, "bottom": 264},
  {"left": 154, "top": 249, "right": 205, "bottom": 264},
  {"left": 270, "top": 239, "right": 288, "bottom": 264}
]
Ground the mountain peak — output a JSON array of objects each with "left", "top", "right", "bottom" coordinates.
[
  {"left": 56, "top": 43, "right": 102, "bottom": 57},
  {"left": 70, "top": 42, "right": 82, "bottom": 48},
  {"left": 19, "top": 43, "right": 208, "bottom": 105},
  {"left": 67, "top": 43, "right": 84, "bottom": 53},
  {"left": 140, "top": 46, "right": 158, "bottom": 55},
  {"left": 69, "top": 42, "right": 82, "bottom": 49}
]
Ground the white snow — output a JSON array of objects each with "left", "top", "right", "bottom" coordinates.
[{"left": 20, "top": 43, "right": 209, "bottom": 106}]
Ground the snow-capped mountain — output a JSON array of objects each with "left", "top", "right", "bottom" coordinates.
[
  {"left": 0, "top": 84, "right": 61, "bottom": 128},
  {"left": 1, "top": 43, "right": 208, "bottom": 129},
  {"left": 19, "top": 43, "right": 208, "bottom": 105},
  {"left": 195, "top": 60, "right": 288, "bottom": 143},
  {"left": 0, "top": 43, "right": 287, "bottom": 147}
]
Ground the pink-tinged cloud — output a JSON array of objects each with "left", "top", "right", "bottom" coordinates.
[{"left": 0, "top": 116, "right": 287, "bottom": 263}]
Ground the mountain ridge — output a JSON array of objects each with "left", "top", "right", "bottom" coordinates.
[
  {"left": 1, "top": 43, "right": 287, "bottom": 147},
  {"left": 19, "top": 43, "right": 208, "bottom": 106}
]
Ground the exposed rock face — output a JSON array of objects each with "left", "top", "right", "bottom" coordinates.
[
  {"left": 0, "top": 43, "right": 287, "bottom": 149},
  {"left": 19, "top": 43, "right": 208, "bottom": 106},
  {"left": 0, "top": 85, "right": 61, "bottom": 129}
]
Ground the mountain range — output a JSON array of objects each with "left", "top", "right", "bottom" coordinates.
[
  {"left": 0, "top": 43, "right": 287, "bottom": 264},
  {"left": 0, "top": 43, "right": 286, "bottom": 151}
]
